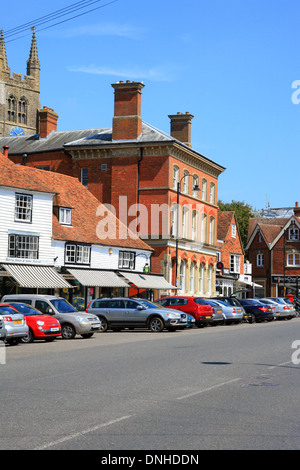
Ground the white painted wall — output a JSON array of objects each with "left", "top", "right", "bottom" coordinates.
[{"left": 0, "top": 187, "right": 55, "bottom": 264}]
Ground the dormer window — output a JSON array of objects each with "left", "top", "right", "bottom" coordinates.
[
  {"left": 289, "top": 227, "right": 299, "bottom": 241},
  {"left": 59, "top": 207, "right": 71, "bottom": 225}
]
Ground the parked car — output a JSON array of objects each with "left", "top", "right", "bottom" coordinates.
[
  {"left": 206, "top": 299, "right": 244, "bottom": 324},
  {"left": 0, "top": 303, "right": 28, "bottom": 345},
  {"left": 0, "top": 315, "right": 6, "bottom": 342},
  {"left": 6, "top": 302, "right": 61, "bottom": 343},
  {"left": 266, "top": 297, "right": 296, "bottom": 319},
  {"left": 186, "top": 314, "right": 196, "bottom": 328},
  {"left": 211, "top": 296, "right": 251, "bottom": 322},
  {"left": 86, "top": 297, "right": 186, "bottom": 332},
  {"left": 238, "top": 299, "right": 274, "bottom": 323},
  {"left": 1, "top": 295, "right": 101, "bottom": 339},
  {"left": 155, "top": 296, "right": 223, "bottom": 327}
]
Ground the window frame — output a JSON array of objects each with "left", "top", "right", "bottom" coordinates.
[
  {"left": 15, "top": 193, "right": 33, "bottom": 223},
  {"left": 65, "top": 243, "right": 91, "bottom": 265},
  {"left": 287, "top": 252, "right": 300, "bottom": 267},
  {"left": 59, "top": 207, "right": 72, "bottom": 226},
  {"left": 118, "top": 251, "right": 136, "bottom": 270},
  {"left": 230, "top": 254, "right": 241, "bottom": 274},
  {"left": 288, "top": 227, "right": 299, "bottom": 241},
  {"left": 8, "top": 233, "right": 39, "bottom": 259}
]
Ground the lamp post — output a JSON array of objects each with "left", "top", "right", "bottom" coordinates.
[{"left": 175, "top": 175, "right": 200, "bottom": 288}]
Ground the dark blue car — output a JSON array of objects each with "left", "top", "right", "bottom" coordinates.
[{"left": 239, "top": 299, "right": 274, "bottom": 323}]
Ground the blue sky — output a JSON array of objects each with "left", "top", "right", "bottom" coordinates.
[{"left": 2, "top": 0, "right": 300, "bottom": 211}]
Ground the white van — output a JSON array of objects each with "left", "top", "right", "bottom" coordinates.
[{"left": 1, "top": 295, "right": 101, "bottom": 339}]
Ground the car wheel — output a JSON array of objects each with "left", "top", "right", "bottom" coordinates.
[
  {"left": 61, "top": 323, "right": 76, "bottom": 339},
  {"left": 98, "top": 317, "right": 108, "bottom": 332},
  {"left": 149, "top": 316, "right": 164, "bottom": 332},
  {"left": 21, "top": 329, "right": 34, "bottom": 343}
]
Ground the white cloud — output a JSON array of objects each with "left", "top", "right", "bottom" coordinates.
[
  {"left": 50, "top": 22, "right": 146, "bottom": 40},
  {"left": 68, "top": 64, "right": 181, "bottom": 82}
]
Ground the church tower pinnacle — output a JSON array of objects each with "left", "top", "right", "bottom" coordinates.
[
  {"left": 0, "top": 30, "right": 10, "bottom": 74},
  {"left": 26, "top": 27, "right": 40, "bottom": 86}
]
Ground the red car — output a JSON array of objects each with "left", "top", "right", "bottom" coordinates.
[
  {"left": 156, "top": 296, "right": 224, "bottom": 327},
  {"left": 6, "top": 302, "right": 61, "bottom": 343}
]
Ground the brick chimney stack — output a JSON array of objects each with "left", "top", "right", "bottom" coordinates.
[
  {"left": 294, "top": 201, "right": 300, "bottom": 218},
  {"left": 111, "top": 81, "right": 145, "bottom": 140},
  {"left": 168, "top": 112, "right": 194, "bottom": 148},
  {"left": 2, "top": 145, "right": 9, "bottom": 158},
  {"left": 38, "top": 106, "right": 58, "bottom": 138}
]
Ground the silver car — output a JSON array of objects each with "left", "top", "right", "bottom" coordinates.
[
  {"left": 86, "top": 297, "right": 186, "bottom": 332},
  {"left": 0, "top": 303, "right": 28, "bottom": 345},
  {"left": 1, "top": 295, "right": 101, "bottom": 339},
  {"left": 262, "top": 298, "right": 296, "bottom": 320},
  {"left": 208, "top": 299, "right": 244, "bottom": 324}
]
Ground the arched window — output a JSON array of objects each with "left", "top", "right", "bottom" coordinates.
[
  {"left": 198, "top": 263, "right": 204, "bottom": 294},
  {"left": 18, "top": 96, "right": 27, "bottom": 124},
  {"left": 182, "top": 206, "right": 189, "bottom": 239},
  {"left": 171, "top": 204, "right": 178, "bottom": 238},
  {"left": 201, "top": 213, "right": 207, "bottom": 243},
  {"left": 192, "top": 175, "right": 199, "bottom": 198},
  {"left": 201, "top": 178, "right": 207, "bottom": 201},
  {"left": 190, "top": 262, "right": 195, "bottom": 294},
  {"left": 207, "top": 264, "right": 212, "bottom": 295},
  {"left": 180, "top": 261, "right": 186, "bottom": 292},
  {"left": 7, "top": 94, "right": 17, "bottom": 122},
  {"left": 173, "top": 165, "right": 179, "bottom": 190},
  {"left": 209, "top": 183, "right": 215, "bottom": 204},
  {"left": 209, "top": 216, "right": 215, "bottom": 245},
  {"left": 182, "top": 170, "right": 189, "bottom": 194},
  {"left": 192, "top": 210, "right": 198, "bottom": 241}
]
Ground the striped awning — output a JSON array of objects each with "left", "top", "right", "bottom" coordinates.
[
  {"left": 67, "top": 269, "right": 129, "bottom": 287},
  {"left": 118, "top": 272, "right": 177, "bottom": 290},
  {"left": 2, "top": 264, "right": 71, "bottom": 289}
]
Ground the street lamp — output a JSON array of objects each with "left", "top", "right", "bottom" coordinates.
[{"left": 175, "top": 175, "right": 200, "bottom": 288}]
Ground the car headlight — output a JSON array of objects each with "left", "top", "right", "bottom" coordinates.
[
  {"left": 76, "top": 316, "right": 88, "bottom": 322},
  {"left": 166, "top": 313, "right": 179, "bottom": 319},
  {"left": 37, "top": 320, "right": 44, "bottom": 326}
]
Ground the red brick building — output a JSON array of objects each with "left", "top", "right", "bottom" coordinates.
[
  {"left": 246, "top": 203, "right": 300, "bottom": 297},
  {"left": 0, "top": 81, "right": 225, "bottom": 297},
  {"left": 216, "top": 211, "right": 247, "bottom": 295}
]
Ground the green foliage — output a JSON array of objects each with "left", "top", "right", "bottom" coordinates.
[{"left": 218, "top": 200, "right": 255, "bottom": 249}]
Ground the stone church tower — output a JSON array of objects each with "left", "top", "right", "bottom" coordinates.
[{"left": 0, "top": 28, "right": 41, "bottom": 137}]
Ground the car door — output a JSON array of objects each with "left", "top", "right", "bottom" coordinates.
[
  {"left": 124, "top": 299, "right": 148, "bottom": 327},
  {"left": 106, "top": 299, "right": 125, "bottom": 327}
]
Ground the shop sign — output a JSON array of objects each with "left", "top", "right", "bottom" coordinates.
[{"left": 272, "top": 275, "right": 299, "bottom": 284}]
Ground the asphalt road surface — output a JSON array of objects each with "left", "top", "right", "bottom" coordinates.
[{"left": 1, "top": 319, "right": 300, "bottom": 451}]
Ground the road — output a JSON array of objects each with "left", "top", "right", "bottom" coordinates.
[{"left": 1, "top": 319, "right": 300, "bottom": 451}]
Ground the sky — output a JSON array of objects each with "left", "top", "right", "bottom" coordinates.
[{"left": 1, "top": 0, "right": 300, "bottom": 212}]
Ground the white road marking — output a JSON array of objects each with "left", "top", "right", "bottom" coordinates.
[
  {"left": 176, "top": 378, "right": 240, "bottom": 400},
  {"left": 34, "top": 415, "right": 132, "bottom": 450}
]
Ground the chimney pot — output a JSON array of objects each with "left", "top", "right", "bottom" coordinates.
[{"left": 2, "top": 145, "right": 9, "bottom": 158}]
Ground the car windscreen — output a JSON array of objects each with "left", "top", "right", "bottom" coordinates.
[
  {"left": 193, "top": 298, "right": 208, "bottom": 305},
  {"left": 8, "top": 303, "right": 41, "bottom": 316},
  {"left": 135, "top": 300, "right": 157, "bottom": 309},
  {"left": 50, "top": 298, "right": 77, "bottom": 313},
  {"left": 0, "top": 305, "right": 20, "bottom": 315}
]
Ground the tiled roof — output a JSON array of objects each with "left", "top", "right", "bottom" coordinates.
[
  {"left": 0, "top": 152, "right": 153, "bottom": 252},
  {"left": 0, "top": 122, "right": 225, "bottom": 172},
  {"left": 217, "top": 211, "right": 235, "bottom": 240},
  {"left": 247, "top": 218, "right": 286, "bottom": 244}
]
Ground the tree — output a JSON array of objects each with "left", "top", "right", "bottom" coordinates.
[{"left": 218, "top": 200, "right": 255, "bottom": 249}]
